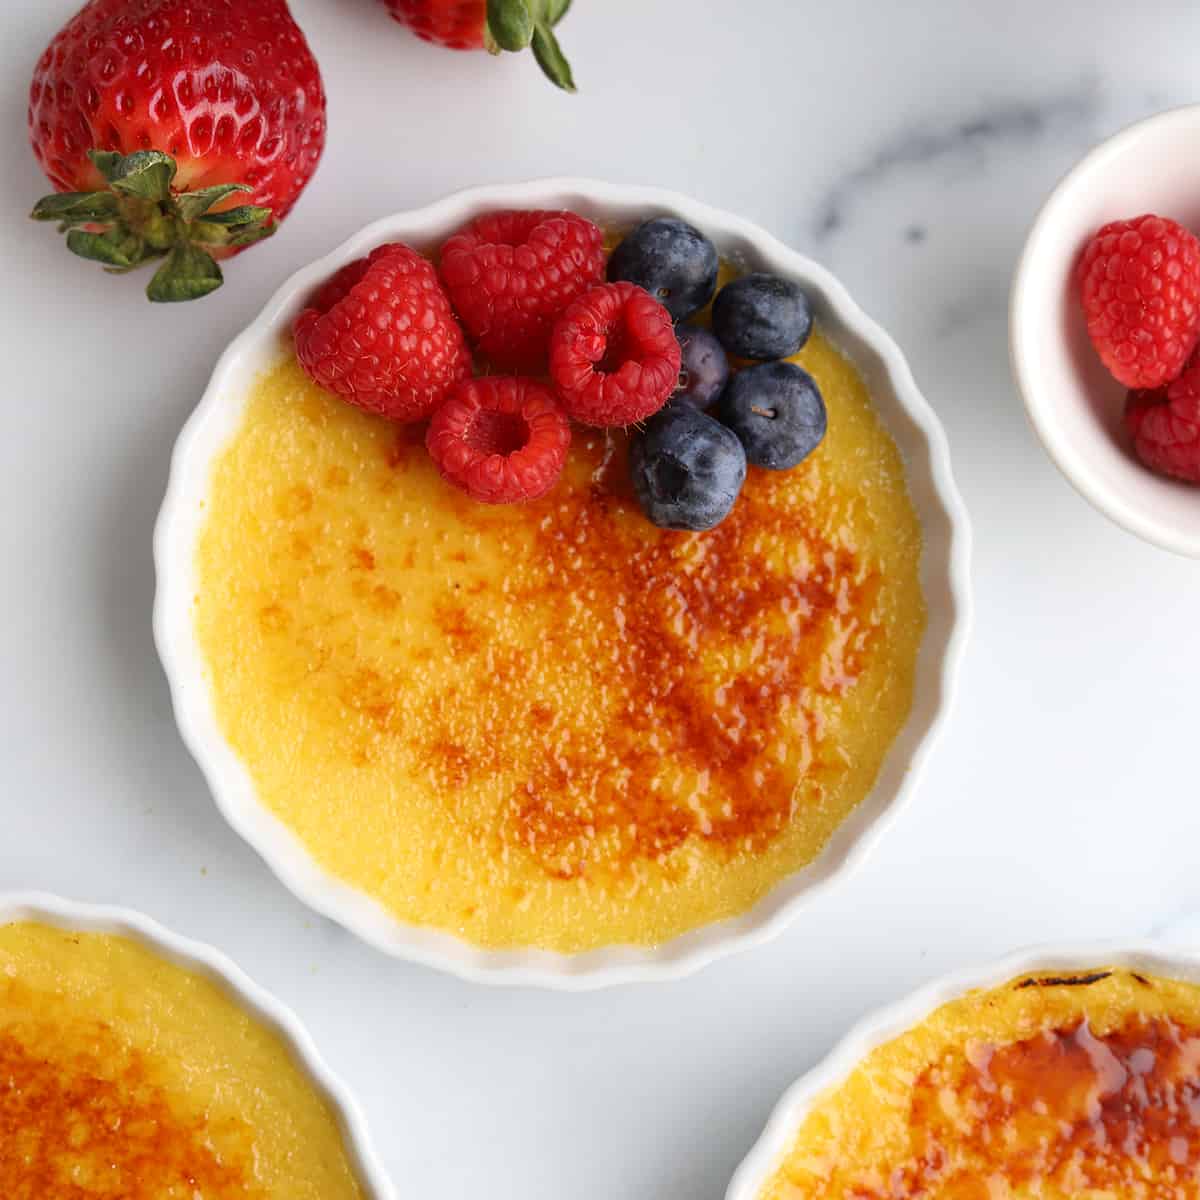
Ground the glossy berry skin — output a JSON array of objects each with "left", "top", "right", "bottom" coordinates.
[
  {"left": 1125, "top": 366, "right": 1200, "bottom": 483},
  {"left": 294, "top": 244, "right": 471, "bottom": 422},
  {"left": 440, "top": 209, "right": 605, "bottom": 370},
  {"left": 719, "top": 361, "right": 827, "bottom": 470},
  {"left": 29, "top": 0, "right": 326, "bottom": 236},
  {"left": 427, "top": 377, "right": 571, "bottom": 503},
  {"left": 549, "top": 282, "right": 681, "bottom": 426},
  {"left": 630, "top": 404, "right": 747, "bottom": 531},
  {"left": 1079, "top": 215, "right": 1200, "bottom": 389},
  {"left": 383, "top": 0, "right": 486, "bottom": 48},
  {"left": 607, "top": 218, "right": 719, "bottom": 321},
  {"left": 380, "top": 0, "right": 577, "bottom": 90},
  {"left": 673, "top": 323, "right": 730, "bottom": 409},
  {"left": 712, "top": 273, "right": 813, "bottom": 360}
]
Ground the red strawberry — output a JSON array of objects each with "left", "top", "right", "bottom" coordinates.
[
  {"left": 29, "top": 0, "right": 326, "bottom": 301},
  {"left": 427, "top": 377, "right": 571, "bottom": 502},
  {"left": 439, "top": 209, "right": 605, "bottom": 370},
  {"left": 294, "top": 244, "right": 472, "bottom": 423},
  {"left": 1078, "top": 214, "right": 1200, "bottom": 389},
  {"left": 381, "top": 0, "right": 577, "bottom": 91}
]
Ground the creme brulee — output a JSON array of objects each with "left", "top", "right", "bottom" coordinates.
[
  {"left": 757, "top": 967, "right": 1200, "bottom": 1199},
  {"left": 0, "top": 921, "right": 365, "bottom": 1199},
  {"left": 194, "top": 331, "right": 924, "bottom": 952}
]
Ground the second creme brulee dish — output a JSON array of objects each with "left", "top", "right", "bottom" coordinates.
[
  {"left": 156, "top": 183, "right": 969, "bottom": 981},
  {"left": 744, "top": 961, "right": 1200, "bottom": 1199},
  {"left": 0, "top": 902, "right": 380, "bottom": 1199}
]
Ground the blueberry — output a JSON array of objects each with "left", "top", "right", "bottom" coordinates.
[
  {"left": 711, "top": 273, "right": 813, "bottom": 360},
  {"left": 672, "top": 324, "right": 730, "bottom": 410},
  {"left": 718, "top": 361, "right": 827, "bottom": 470},
  {"left": 630, "top": 404, "right": 746, "bottom": 531},
  {"left": 607, "top": 218, "right": 719, "bottom": 321}
]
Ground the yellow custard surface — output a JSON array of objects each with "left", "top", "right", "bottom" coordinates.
[
  {"left": 0, "top": 921, "right": 365, "bottom": 1200},
  {"left": 194, "top": 331, "right": 924, "bottom": 952},
  {"left": 758, "top": 968, "right": 1200, "bottom": 1200}
]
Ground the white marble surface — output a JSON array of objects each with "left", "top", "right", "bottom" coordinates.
[{"left": 3, "top": 1, "right": 1200, "bottom": 1195}]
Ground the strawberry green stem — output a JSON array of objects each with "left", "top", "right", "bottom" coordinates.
[
  {"left": 30, "top": 149, "right": 275, "bottom": 302},
  {"left": 484, "top": 0, "right": 576, "bottom": 91}
]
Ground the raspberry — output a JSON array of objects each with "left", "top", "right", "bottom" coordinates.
[
  {"left": 294, "top": 243, "right": 471, "bottom": 422},
  {"left": 426, "top": 377, "right": 571, "bottom": 503},
  {"left": 1078, "top": 214, "right": 1200, "bottom": 389},
  {"left": 1124, "top": 364, "right": 1200, "bottom": 483},
  {"left": 439, "top": 210, "right": 605, "bottom": 370},
  {"left": 548, "top": 282, "right": 681, "bottom": 427}
]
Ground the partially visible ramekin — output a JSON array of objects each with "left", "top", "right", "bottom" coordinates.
[
  {"left": 153, "top": 179, "right": 972, "bottom": 989},
  {"left": 0, "top": 891, "right": 395, "bottom": 1198},
  {"left": 1012, "top": 104, "right": 1200, "bottom": 557},
  {"left": 726, "top": 942, "right": 1200, "bottom": 1198}
]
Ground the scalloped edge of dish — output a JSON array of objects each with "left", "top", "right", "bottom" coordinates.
[
  {"left": 0, "top": 891, "right": 395, "bottom": 1198},
  {"left": 726, "top": 940, "right": 1200, "bottom": 1198},
  {"left": 153, "top": 178, "right": 972, "bottom": 989}
]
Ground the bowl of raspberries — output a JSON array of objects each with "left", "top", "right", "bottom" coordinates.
[{"left": 1012, "top": 104, "right": 1200, "bottom": 557}]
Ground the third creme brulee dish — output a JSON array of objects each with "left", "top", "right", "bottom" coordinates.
[
  {"left": 748, "top": 963, "right": 1200, "bottom": 1198},
  {"left": 173, "top": 190, "right": 952, "bottom": 960}
]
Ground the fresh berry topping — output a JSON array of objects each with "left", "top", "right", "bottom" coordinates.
[
  {"left": 440, "top": 209, "right": 605, "bottom": 370},
  {"left": 383, "top": 0, "right": 488, "bottom": 47},
  {"left": 1124, "top": 366, "right": 1200, "bottom": 483},
  {"left": 712, "top": 273, "right": 814, "bottom": 360},
  {"left": 427, "top": 377, "right": 571, "bottom": 502},
  {"left": 629, "top": 404, "right": 747, "bottom": 531},
  {"left": 606, "top": 218, "right": 719, "bottom": 321},
  {"left": 380, "top": 0, "right": 578, "bottom": 90},
  {"left": 673, "top": 324, "right": 730, "bottom": 410},
  {"left": 548, "top": 282, "right": 682, "bottom": 426},
  {"left": 28, "top": 0, "right": 326, "bottom": 300},
  {"left": 719, "top": 361, "right": 827, "bottom": 470},
  {"left": 294, "top": 243, "right": 471, "bottom": 422},
  {"left": 1078, "top": 214, "right": 1200, "bottom": 389}
]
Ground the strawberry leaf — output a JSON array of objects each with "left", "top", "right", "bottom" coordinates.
[
  {"left": 195, "top": 204, "right": 273, "bottom": 228},
  {"left": 65, "top": 228, "right": 145, "bottom": 270},
  {"left": 146, "top": 243, "right": 223, "bottom": 302},
  {"left": 86, "top": 150, "right": 124, "bottom": 184},
  {"left": 487, "top": 0, "right": 535, "bottom": 50},
  {"left": 31, "top": 191, "right": 120, "bottom": 226},
  {"left": 106, "top": 150, "right": 178, "bottom": 203},
  {"left": 225, "top": 222, "right": 277, "bottom": 249},
  {"left": 531, "top": 22, "right": 576, "bottom": 91},
  {"left": 541, "top": 0, "right": 572, "bottom": 25},
  {"left": 176, "top": 183, "right": 251, "bottom": 221}
]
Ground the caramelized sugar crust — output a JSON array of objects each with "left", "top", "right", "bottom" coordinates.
[
  {"left": 0, "top": 923, "right": 364, "bottom": 1200},
  {"left": 195, "top": 333, "right": 924, "bottom": 950},
  {"left": 0, "top": 1011, "right": 258, "bottom": 1198},
  {"left": 394, "top": 422, "right": 876, "bottom": 877},
  {"left": 759, "top": 969, "right": 1200, "bottom": 1200}
]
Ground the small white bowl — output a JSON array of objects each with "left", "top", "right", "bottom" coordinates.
[
  {"left": 1012, "top": 104, "right": 1200, "bottom": 557},
  {"left": 726, "top": 941, "right": 1200, "bottom": 1199},
  {"left": 0, "top": 891, "right": 395, "bottom": 1199},
  {"left": 154, "top": 179, "right": 971, "bottom": 989}
]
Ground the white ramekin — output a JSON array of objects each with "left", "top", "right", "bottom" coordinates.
[
  {"left": 153, "top": 179, "right": 972, "bottom": 989},
  {"left": 0, "top": 891, "right": 395, "bottom": 1198},
  {"left": 726, "top": 942, "right": 1200, "bottom": 1198},
  {"left": 1012, "top": 104, "right": 1200, "bottom": 557}
]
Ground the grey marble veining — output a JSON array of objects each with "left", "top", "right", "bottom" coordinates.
[
  {"left": 811, "top": 76, "right": 1104, "bottom": 244},
  {"left": 4, "top": 2, "right": 1200, "bottom": 1199}
]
